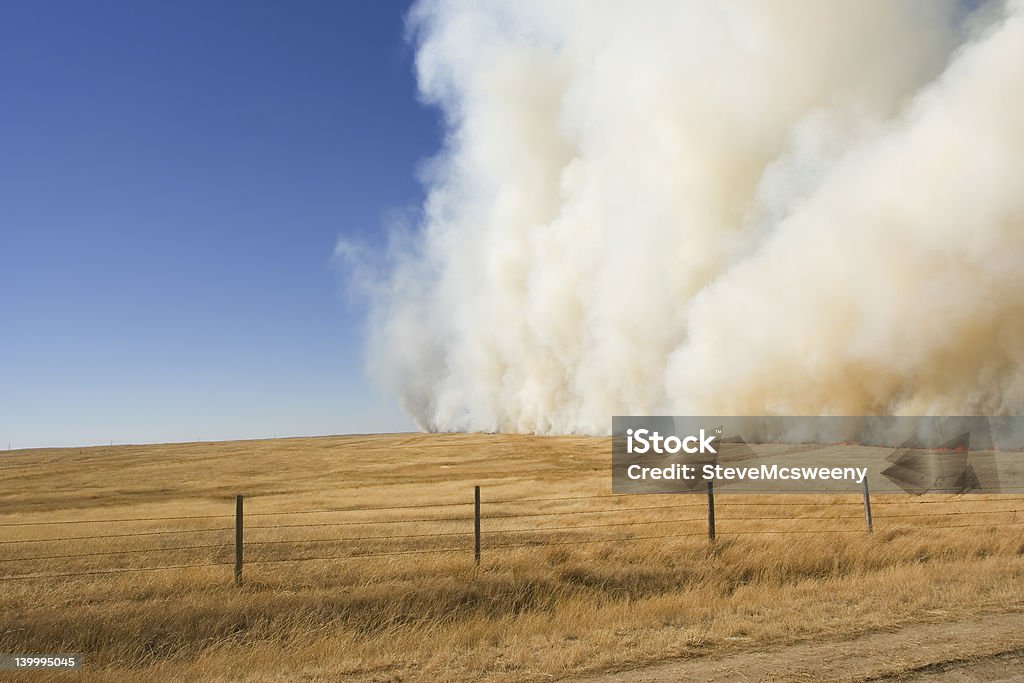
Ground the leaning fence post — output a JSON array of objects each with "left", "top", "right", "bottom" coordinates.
[
  {"left": 474, "top": 485, "right": 481, "bottom": 565},
  {"left": 706, "top": 481, "right": 716, "bottom": 541},
  {"left": 234, "top": 494, "right": 244, "bottom": 586},
  {"left": 862, "top": 478, "right": 873, "bottom": 533}
]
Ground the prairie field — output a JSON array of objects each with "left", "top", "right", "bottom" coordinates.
[{"left": 1, "top": 433, "right": 1023, "bottom": 681}]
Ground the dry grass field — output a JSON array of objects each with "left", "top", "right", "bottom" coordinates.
[{"left": 2, "top": 433, "right": 1024, "bottom": 681}]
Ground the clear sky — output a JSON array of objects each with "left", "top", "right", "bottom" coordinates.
[{"left": 1, "top": 0, "right": 437, "bottom": 448}]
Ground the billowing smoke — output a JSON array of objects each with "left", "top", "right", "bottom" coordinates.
[{"left": 360, "top": 0, "right": 1024, "bottom": 434}]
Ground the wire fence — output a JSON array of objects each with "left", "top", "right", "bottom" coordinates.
[{"left": 1, "top": 488, "right": 1023, "bottom": 583}]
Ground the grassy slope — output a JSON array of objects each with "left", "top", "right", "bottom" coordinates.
[{"left": 1, "top": 434, "right": 1022, "bottom": 681}]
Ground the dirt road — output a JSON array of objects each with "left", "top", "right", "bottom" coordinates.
[{"left": 570, "top": 612, "right": 1024, "bottom": 682}]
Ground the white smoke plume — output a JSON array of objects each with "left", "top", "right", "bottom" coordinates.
[{"left": 362, "top": 0, "right": 1024, "bottom": 434}]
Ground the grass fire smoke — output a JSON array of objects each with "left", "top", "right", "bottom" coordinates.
[{"left": 358, "top": 0, "right": 1024, "bottom": 434}]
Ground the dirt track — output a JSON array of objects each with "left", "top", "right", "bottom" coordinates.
[{"left": 570, "top": 612, "right": 1024, "bottom": 682}]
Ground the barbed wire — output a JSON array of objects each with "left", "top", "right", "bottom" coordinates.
[
  {"left": 871, "top": 496, "right": 1024, "bottom": 506},
  {"left": 486, "top": 493, "right": 628, "bottom": 504},
  {"left": 725, "top": 528, "right": 865, "bottom": 535},
  {"left": 3, "top": 503, "right": 1020, "bottom": 545},
  {"left": 244, "top": 500, "right": 472, "bottom": 517},
  {"left": 0, "top": 543, "right": 229, "bottom": 564},
  {"left": 244, "top": 517, "right": 708, "bottom": 546},
  {"left": 246, "top": 546, "right": 466, "bottom": 564},
  {"left": 246, "top": 516, "right": 472, "bottom": 530},
  {"left": 0, "top": 527, "right": 233, "bottom": 545},
  {"left": 245, "top": 503, "right": 705, "bottom": 528},
  {"left": 881, "top": 509, "right": 1020, "bottom": 519},
  {"left": 486, "top": 518, "right": 705, "bottom": 536},
  {"left": 715, "top": 514, "right": 865, "bottom": 521},
  {"left": 0, "top": 561, "right": 233, "bottom": 582},
  {"left": 486, "top": 503, "right": 709, "bottom": 520},
  {"left": 4, "top": 495, "right": 1023, "bottom": 532},
  {"left": 881, "top": 520, "right": 1024, "bottom": 530},
  {"left": 0, "top": 514, "right": 232, "bottom": 528},
  {"left": 4, "top": 492, "right": 1024, "bottom": 581},
  {"left": 715, "top": 500, "right": 862, "bottom": 507},
  {"left": 488, "top": 531, "right": 707, "bottom": 551},
  {"left": 0, "top": 501, "right": 476, "bottom": 529},
  {"left": 247, "top": 530, "right": 469, "bottom": 545}
]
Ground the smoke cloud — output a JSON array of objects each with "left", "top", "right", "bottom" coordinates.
[{"left": 361, "top": 0, "right": 1024, "bottom": 434}]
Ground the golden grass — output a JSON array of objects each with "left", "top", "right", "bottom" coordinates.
[{"left": 1, "top": 433, "right": 1023, "bottom": 681}]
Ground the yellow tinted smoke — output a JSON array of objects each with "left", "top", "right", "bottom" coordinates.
[{"left": 366, "top": 0, "right": 1023, "bottom": 433}]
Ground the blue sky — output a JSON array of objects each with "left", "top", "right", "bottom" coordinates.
[{"left": 1, "top": 0, "right": 438, "bottom": 448}]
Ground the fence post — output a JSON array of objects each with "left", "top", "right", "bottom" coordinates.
[
  {"left": 474, "top": 485, "right": 481, "bottom": 565},
  {"left": 234, "top": 494, "right": 244, "bottom": 586},
  {"left": 862, "top": 478, "right": 873, "bottom": 533},
  {"left": 706, "top": 481, "right": 716, "bottom": 541}
]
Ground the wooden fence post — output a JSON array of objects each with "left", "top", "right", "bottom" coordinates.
[
  {"left": 234, "top": 494, "right": 244, "bottom": 586},
  {"left": 474, "top": 485, "right": 481, "bottom": 565},
  {"left": 862, "top": 478, "right": 873, "bottom": 533},
  {"left": 706, "top": 481, "right": 716, "bottom": 541},
  {"left": 475, "top": 485, "right": 483, "bottom": 565}
]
